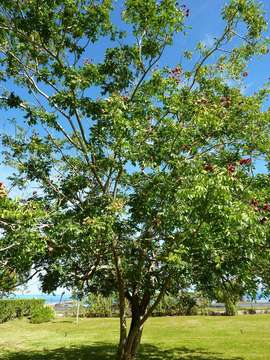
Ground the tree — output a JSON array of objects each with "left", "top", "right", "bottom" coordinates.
[
  {"left": 194, "top": 162, "right": 270, "bottom": 315},
  {"left": 244, "top": 174, "right": 270, "bottom": 300},
  {"left": 190, "top": 173, "right": 268, "bottom": 316},
  {"left": 0, "top": 1, "right": 270, "bottom": 359},
  {"left": 216, "top": 282, "right": 244, "bottom": 316},
  {"left": 200, "top": 276, "right": 245, "bottom": 316},
  {"left": 0, "top": 183, "right": 46, "bottom": 294}
]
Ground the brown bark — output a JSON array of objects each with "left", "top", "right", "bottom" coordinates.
[
  {"left": 117, "top": 279, "right": 170, "bottom": 360},
  {"left": 112, "top": 239, "right": 127, "bottom": 359},
  {"left": 117, "top": 294, "right": 144, "bottom": 360},
  {"left": 117, "top": 307, "right": 127, "bottom": 359},
  {"left": 118, "top": 319, "right": 144, "bottom": 360}
]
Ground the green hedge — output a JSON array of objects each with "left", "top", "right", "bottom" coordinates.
[
  {"left": 73, "top": 292, "right": 207, "bottom": 318},
  {"left": 86, "top": 294, "right": 114, "bottom": 318},
  {"left": 152, "top": 294, "right": 198, "bottom": 317},
  {"left": 0, "top": 299, "right": 45, "bottom": 323},
  {"left": 30, "top": 306, "right": 55, "bottom": 324}
]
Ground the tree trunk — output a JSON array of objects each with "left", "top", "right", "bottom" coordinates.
[
  {"left": 117, "top": 319, "right": 144, "bottom": 360},
  {"left": 112, "top": 240, "right": 128, "bottom": 360},
  {"left": 76, "top": 299, "right": 80, "bottom": 324},
  {"left": 116, "top": 279, "right": 170, "bottom": 359},
  {"left": 117, "top": 304, "right": 127, "bottom": 360},
  {"left": 224, "top": 299, "right": 237, "bottom": 316}
]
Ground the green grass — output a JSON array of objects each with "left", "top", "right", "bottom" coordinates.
[{"left": 0, "top": 315, "right": 269, "bottom": 359}]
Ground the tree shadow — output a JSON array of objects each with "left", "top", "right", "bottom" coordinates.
[{"left": 0, "top": 343, "right": 244, "bottom": 360}]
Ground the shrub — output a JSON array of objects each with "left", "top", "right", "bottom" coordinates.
[
  {"left": 178, "top": 292, "right": 198, "bottom": 315},
  {"left": 86, "top": 294, "right": 113, "bottom": 317},
  {"left": 30, "top": 306, "right": 55, "bottom": 324},
  {"left": 196, "top": 297, "right": 210, "bottom": 315},
  {"left": 0, "top": 301, "right": 14, "bottom": 323},
  {"left": 69, "top": 304, "right": 88, "bottom": 318},
  {"left": 153, "top": 292, "right": 200, "bottom": 317},
  {"left": 0, "top": 299, "right": 45, "bottom": 323}
]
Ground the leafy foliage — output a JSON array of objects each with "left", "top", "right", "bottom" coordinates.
[
  {"left": 153, "top": 292, "right": 203, "bottom": 317},
  {"left": 86, "top": 293, "right": 114, "bottom": 318},
  {"left": 0, "top": 189, "right": 47, "bottom": 293},
  {"left": 0, "top": 299, "right": 45, "bottom": 323},
  {"left": 0, "top": 0, "right": 269, "bottom": 359},
  {"left": 30, "top": 305, "right": 55, "bottom": 324}
]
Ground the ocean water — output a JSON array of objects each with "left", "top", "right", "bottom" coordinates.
[{"left": 7, "top": 293, "right": 72, "bottom": 304}]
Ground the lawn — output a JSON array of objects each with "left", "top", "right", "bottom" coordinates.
[{"left": 0, "top": 315, "right": 269, "bottom": 359}]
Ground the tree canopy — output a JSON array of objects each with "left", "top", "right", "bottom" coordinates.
[
  {"left": 0, "top": 0, "right": 270, "bottom": 359},
  {"left": 0, "top": 183, "right": 46, "bottom": 294}
]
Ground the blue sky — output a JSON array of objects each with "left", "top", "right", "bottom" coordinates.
[{"left": 1, "top": 0, "right": 270, "bottom": 294}]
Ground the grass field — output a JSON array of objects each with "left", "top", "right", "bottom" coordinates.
[{"left": 0, "top": 315, "right": 269, "bottom": 359}]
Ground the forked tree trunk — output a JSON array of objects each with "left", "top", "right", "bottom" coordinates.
[
  {"left": 116, "top": 278, "right": 170, "bottom": 360},
  {"left": 117, "top": 318, "right": 144, "bottom": 360}
]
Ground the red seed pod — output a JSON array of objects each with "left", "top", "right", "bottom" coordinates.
[
  {"left": 239, "top": 158, "right": 252, "bottom": 166},
  {"left": 227, "top": 163, "right": 235, "bottom": 174},
  {"left": 263, "top": 204, "right": 270, "bottom": 212}
]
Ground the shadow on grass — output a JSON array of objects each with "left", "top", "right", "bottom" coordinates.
[{"left": 0, "top": 343, "right": 244, "bottom": 360}]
